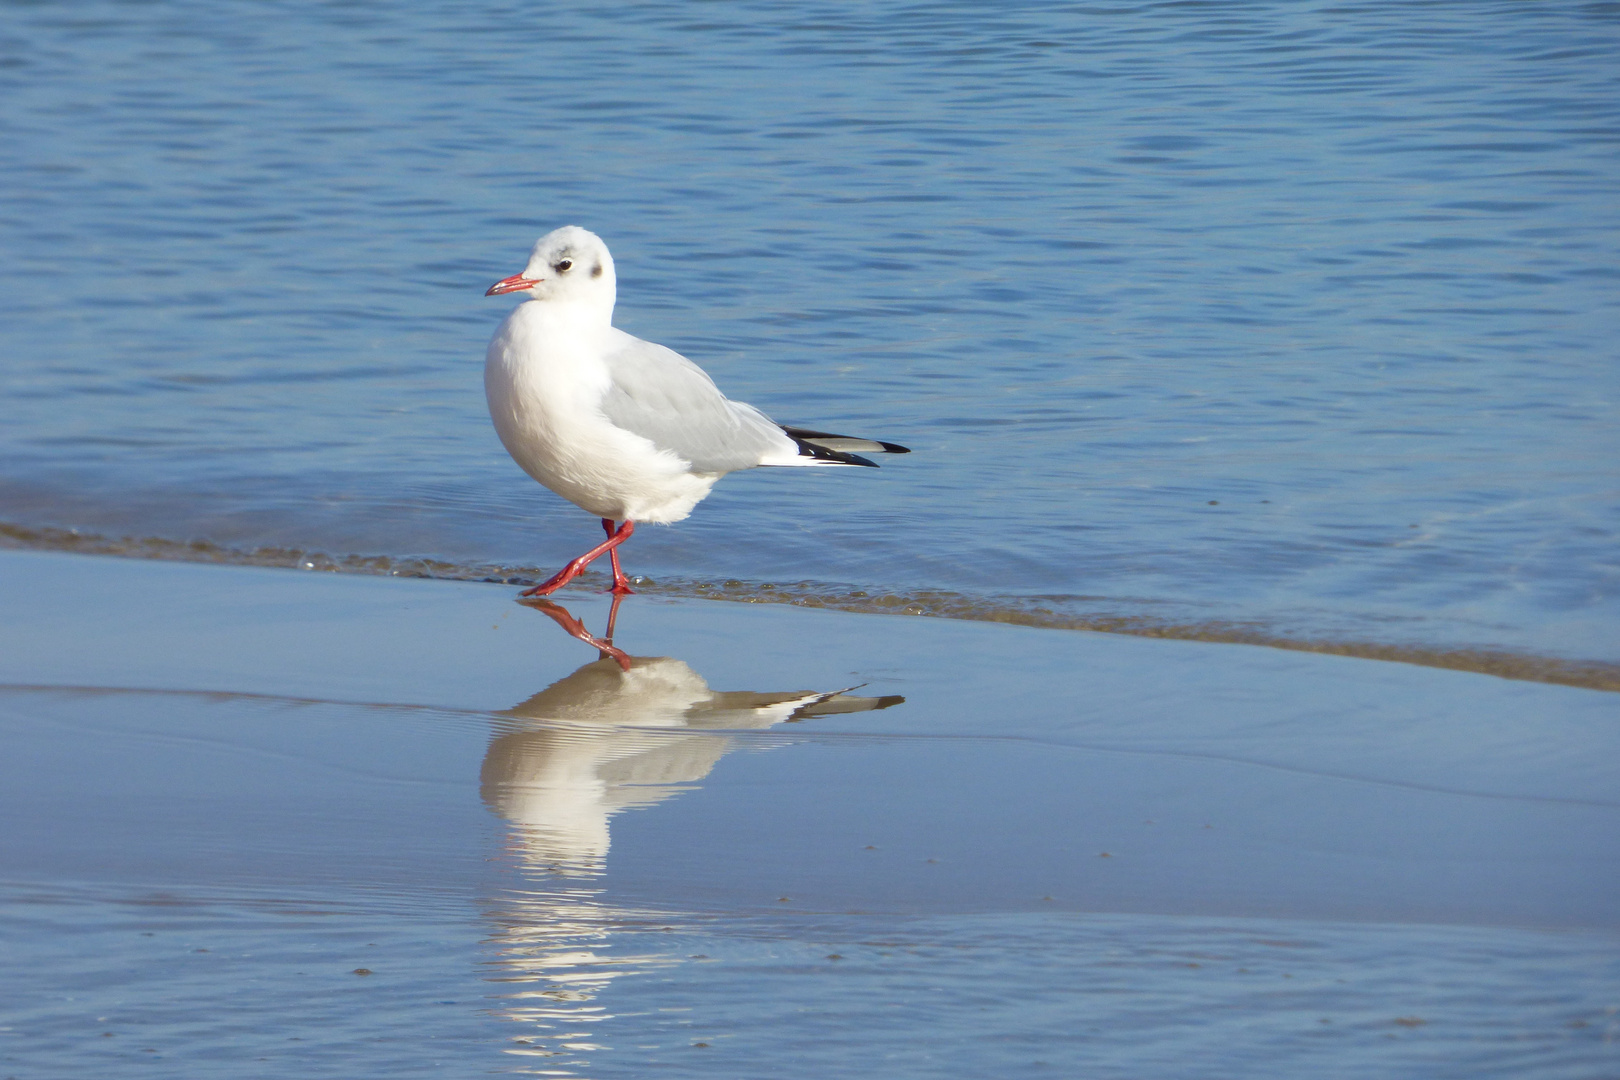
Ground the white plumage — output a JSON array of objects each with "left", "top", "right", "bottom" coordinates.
[{"left": 484, "top": 226, "right": 907, "bottom": 596}]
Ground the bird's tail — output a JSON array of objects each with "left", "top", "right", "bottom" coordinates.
[{"left": 779, "top": 426, "right": 911, "bottom": 468}]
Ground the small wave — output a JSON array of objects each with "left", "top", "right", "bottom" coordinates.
[{"left": 4, "top": 520, "right": 1616, "bottom": 693}]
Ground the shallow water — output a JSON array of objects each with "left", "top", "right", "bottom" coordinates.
[
  {"left": 2, "top": 552, "right": 1617, "bottom": 1077},
  {"left": 5, "top": 883, "right": 1615, "bottom": 1079},
  {"left": 3, "top": 3, "right": 1618, "bottom": 663}
]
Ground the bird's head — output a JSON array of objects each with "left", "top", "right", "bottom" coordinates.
[{"left": 485, "top": 226, "right": 617, "bottom": 315}]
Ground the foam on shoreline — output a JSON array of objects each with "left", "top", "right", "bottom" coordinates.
[{"left": 5, "top": 520, "right": 1615, "bottom": 692}]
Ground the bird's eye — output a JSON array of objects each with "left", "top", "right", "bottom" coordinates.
[{"left": 554, "top": 259, "right": 573, "bottom": 273}]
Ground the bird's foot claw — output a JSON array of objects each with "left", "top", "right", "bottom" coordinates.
[{"left": 519, "top": 568, "right": 578, "bottom": 597}]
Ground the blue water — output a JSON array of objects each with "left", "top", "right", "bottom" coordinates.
[
  {"left": 6, "top": 884, "right": 1615, "bottom": 1080},
  {"left": 3, "top": 1, "right": 1618, "bottom": 666},
  {"left": 2, "top": 554, "right": 1617, "bottom": 1077}
]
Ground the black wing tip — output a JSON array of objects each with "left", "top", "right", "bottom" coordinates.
[
  {"left": 780, "top": 425, "right": 910, "bottom": 461},
  {"left": 796, "top": 439, "right": 879, "bottom": 467}
]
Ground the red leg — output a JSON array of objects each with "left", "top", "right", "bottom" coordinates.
[
  {"left": 520, "top": 519, "right": 637, "bottom": 597},
  {"left": 601, "top": 518, "right": 625, "bottom": 592},
  {"left": 603, "top": 519, "right": 635, "bottom": 594}
]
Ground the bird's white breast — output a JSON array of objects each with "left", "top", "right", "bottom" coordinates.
[{"left": 484, "top": 301, "right": 719, "bottom": 523}]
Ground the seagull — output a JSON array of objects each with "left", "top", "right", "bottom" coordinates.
[{"left": 484, "top": 226, "right": 909, "bottom": 597}]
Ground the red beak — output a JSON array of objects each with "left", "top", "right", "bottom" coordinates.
[{"left": 486, "top": 274, "right": 540, "bottom": 296}]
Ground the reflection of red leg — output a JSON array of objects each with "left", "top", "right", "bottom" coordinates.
[
  {"left": 521, "top": 598, "right": 632, "bottom": 671},
  {"left": 520, "top": 520, "right": 636, "bottom": 597},
  {"left": 603, "top": 589, "right": 625, "bottom": 645}
]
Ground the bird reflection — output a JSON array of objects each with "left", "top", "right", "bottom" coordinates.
[{"left": 480, "top": 595, "right": 901, "bottom": 1071}]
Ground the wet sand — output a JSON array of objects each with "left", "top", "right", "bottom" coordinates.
[{"left": 1, "top": 549, "right": 1616, "bottom": 1077}]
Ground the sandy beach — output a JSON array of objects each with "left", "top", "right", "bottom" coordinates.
[{"left": 2, "top": 548, "right": 1616, "bottom": 1076}]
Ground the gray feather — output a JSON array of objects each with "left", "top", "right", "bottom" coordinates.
[{"left": 598, "top": 330, "right": 791, "bottom": 474}]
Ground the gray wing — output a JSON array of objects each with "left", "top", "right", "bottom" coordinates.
[{"left": 598, "top": 328, "right": 794, "bottom": 474}]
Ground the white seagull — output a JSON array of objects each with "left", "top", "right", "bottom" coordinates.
[{"left": 485, "top": 226, "right": 909, "bottom": 597}]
